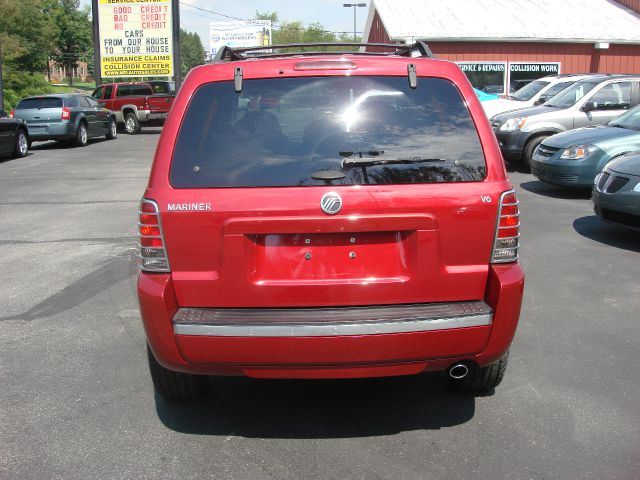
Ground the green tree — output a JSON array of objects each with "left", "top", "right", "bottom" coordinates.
[
  {"left": 0, "top": 0, "right": 58, "bottom": 109},
  {"left": 180, "top": 29, "right": 205, "bottom": 77},
  {"left": 50, "top": 0, "right": 92, "bottom": 86}
]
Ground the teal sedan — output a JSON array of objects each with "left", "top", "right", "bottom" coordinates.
[
  {"left": 593, "top": 153, "right": 640, "bottom": 231},
  {"left": 530, "top": 105, "right": 640, "bottom": 188}
]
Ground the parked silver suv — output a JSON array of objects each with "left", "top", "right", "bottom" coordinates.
[
  {"left": 482, "top": 73, "right": 593, "bottom": 118},
  {"left": 491, "top": 75, "right": 640, "bottom": 169}
]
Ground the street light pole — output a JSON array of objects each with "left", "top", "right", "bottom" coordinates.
[{"left": 343, "top": 3, "right": 366, "bottom": 42}]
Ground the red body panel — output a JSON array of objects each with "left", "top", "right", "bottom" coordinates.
[
  {"left": 138, "top": 54, "right": 524, "bottom": 379},
  {"left": 97, "top": 82, "right": 174, "bottom": 118}
]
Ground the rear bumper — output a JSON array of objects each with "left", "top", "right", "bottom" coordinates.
[
  {"left": 139, "top": 263, "right": 524, "bottom": 379},
  {"left": 136, "top": 109, "right": 167, "bottom": 125},
  {"left": 27, "top": 122, "right": 75, "bottom": 140}
]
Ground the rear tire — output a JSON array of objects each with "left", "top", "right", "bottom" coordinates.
[
  {"left": 124, "top": 112, "right": 140, "bottom": 134},
  {"left": 106, "top": 117, "right": 117, "bottom": 139},
  {"left": 450, "top": 352, "right": 509, "bottom": 393},
  {"left": 147, "top": 344, "right": 205, "bottom": 400},
  {"left": 75, "top": 122, "right": 88, "bottom": 147},
  {"left": 523, "top": 135, "right": 548, "bottom": 172},
  {"left": 13, "top": 129, "right": 28, "bottom": 158}
]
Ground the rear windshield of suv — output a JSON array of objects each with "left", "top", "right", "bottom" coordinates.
[
  {"left": 170, "top": 76, "right": 487, "bottom": 187},
  {"left": 16, "top": 97, "right": 63, "bottom": 109}
]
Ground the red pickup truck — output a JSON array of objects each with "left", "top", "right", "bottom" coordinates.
[{"left": 91, "top": 82, "right": 174, "bottom": 134}]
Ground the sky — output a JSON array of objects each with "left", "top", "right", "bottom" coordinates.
[{"left": 81, "top": 0, "right": 370, "bottom": 53}]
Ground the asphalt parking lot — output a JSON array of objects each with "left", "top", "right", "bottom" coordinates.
[{"left": 1, "top": 131, "right": 639, "bottom": 480}]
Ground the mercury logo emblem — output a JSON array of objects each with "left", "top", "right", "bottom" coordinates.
[{"left": 320, "top": 192, "right": 342, "bottom": 215}]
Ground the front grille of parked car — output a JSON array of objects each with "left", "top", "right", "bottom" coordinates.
[
  {"left": 553, "top": 174, "right": 579, "bottom": 183},
  {"left": 597, "top": 171, "right": 630, "bottom": 193},
  {"left": 531, "top": 166, "right": 546, "bottom": 178},
  {"left": 536, "top": 145, "right": 561, "bottom": 157},
  {"left": 605, "top": 175, "right": 629, "bottom": 193},
  {"left": 601, "top": 207, "right": 640, "bottom": 229},
  {"left": 532, "top": 167, "right": 578, "bottom": 183},
  {"left": 597, "top": 172, "right": 610, "bottom": 190}
]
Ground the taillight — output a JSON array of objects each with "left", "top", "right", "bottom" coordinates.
[
  {"left": 139, "top": 199, "right": 170, "bottom": 272},
  {"left": 61, "top": 107, "right": 71, "bottom": 120},
  {"left": 9, "top": 110, "right": 14, "bottom": 118},
  {"left": 491, "top": 190, "right": 520, "bottom": 263}
]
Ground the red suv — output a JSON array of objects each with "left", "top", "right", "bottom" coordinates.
[{"left": 138, "top": 43, "right": 524, "bottom": 400}]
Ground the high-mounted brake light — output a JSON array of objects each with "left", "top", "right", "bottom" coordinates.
[
  {"left": 293, "top": 60, "right": 357, "bottom": 71},
  {"left": 61, "top": 107, "right": 71, "bottom": 120},
  {"left": 491, "top": 190, "right": 520, "bottom": 263},
  {"left": 139, "top": 199, "right": 170, "bottom": 272}
]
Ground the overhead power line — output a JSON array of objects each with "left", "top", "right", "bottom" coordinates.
[{"left": 179, "top": 1, "right": 361, "bottom": 36}]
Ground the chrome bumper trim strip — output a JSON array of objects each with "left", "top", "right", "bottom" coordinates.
[{"left": 173, "top": 303, "right": 492, "bottom": 337}]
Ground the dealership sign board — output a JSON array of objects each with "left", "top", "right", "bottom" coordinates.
[
  {"left": 97, "top": 0, "right": 173, "bottom": 77},
  {"left": 209, "top": 20, "right": 272, "bottom": 56}
]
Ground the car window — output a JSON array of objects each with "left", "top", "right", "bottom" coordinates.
[
  {"left": 75, "top": 96, "right": 91, "bottom": 107},
  {"left": 170, "top": 76, "right": 487, "bottom": 188},
  {"left": 91, "top": 87, "right": 103, "bottom": 99},
  {"left": 609, "top": 104, "right": 640, "bottom": 129},
  {"left": 84, "top": 96, "right": 100, "bottom": 108},
  {"left": 510, "top": 80, "right": 549, "bottom": 101},
  {"left": 65, "top": 96, "right": 80, "bottom": 107},
  {"left": 130, "top": 84, "right": 153, "bottom": 96},
  {"left": 151, "top": 82, "right": 175, "bottom": 94},
  {"left": 16, "top": 97, "right": 63, "bottom": 109},
  {"left": 543, "top": 81, "right": 573, "bottom": 99},
  {"left": 116, "top": 85, "right": 131, "bottom": 97},
  {"left": 104, "top": 85, "right": 113, "bottom": 99},
  {"left": 589, "top": 82, "right": 632, "bottom": 110},
  {"left": 545, "top": 81, "right": 599, "bottom": 108}
]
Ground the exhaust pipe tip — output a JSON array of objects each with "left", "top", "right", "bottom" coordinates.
[{"left": 448, "top": 363, "right": 469, "bottom": 380}]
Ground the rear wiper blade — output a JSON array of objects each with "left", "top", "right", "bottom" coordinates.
[{"left": 341, "top": 156, "right": 446, "bottom": 168}]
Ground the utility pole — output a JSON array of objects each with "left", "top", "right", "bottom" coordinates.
[
  {"left": 172, "top": 0, "right": 181, "bottom": 90},
  {"left": 343, "top": 3, "right": 366, "bottom": 42},
  {"left": 91, "top": 0, "right": 102, "bottom": 87},
  {"left": 0, "top": 44, "right": 4, "bottom": 112}
]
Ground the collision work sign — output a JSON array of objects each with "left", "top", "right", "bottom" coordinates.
[{"left": 97, "top": 0, "right": 173, "bottom": 77}]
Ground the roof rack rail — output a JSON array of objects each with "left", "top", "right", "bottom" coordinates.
[{"left": 212, "top": 41, "right": 435, "bottom": 63}]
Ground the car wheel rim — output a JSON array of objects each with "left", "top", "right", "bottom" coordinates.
[
  {"left": 18, "top": 133, "right": 28, "bottom": 154},
  {"left": 80, "top": 126, "right": 87, "bottom": 144},
  {"left": 111, "top": 121, "right": 117, "bottom": 137},
  {"left": 125, "top": 118, "right": 135, "bottom": 133}
]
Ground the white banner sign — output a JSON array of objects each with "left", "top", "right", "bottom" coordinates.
[{"left": 210, "top": 20, "right": 272, "bottom": 56}]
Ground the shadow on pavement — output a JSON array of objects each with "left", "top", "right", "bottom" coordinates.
[
  {"left": 505, "top": 161, "right": 529, "bottom": 174},
  {"left": 155, "top": 373, "right": 476, "bottom": 438},
  {"left": 30, "top": 138, "right": 110, "bottom": 150},
  {"left": 573, "top": 215, "right": 640, "bottom": 253},
  {"left": 519, "top": 180, "right": 591, "bottom": 199}
]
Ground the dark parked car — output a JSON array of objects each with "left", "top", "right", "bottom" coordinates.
[
  {"left": 593, "top": 152, "right": 640, "bottom": 231},
  {"left": 12, "top": 94, "right": 117, "bottom": 147},
  {"left": 0, "top": 115, "right": 29, "bottom": 158},
  {"left": 531, "top": 104, "right": 640, "bottom": 188}
]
